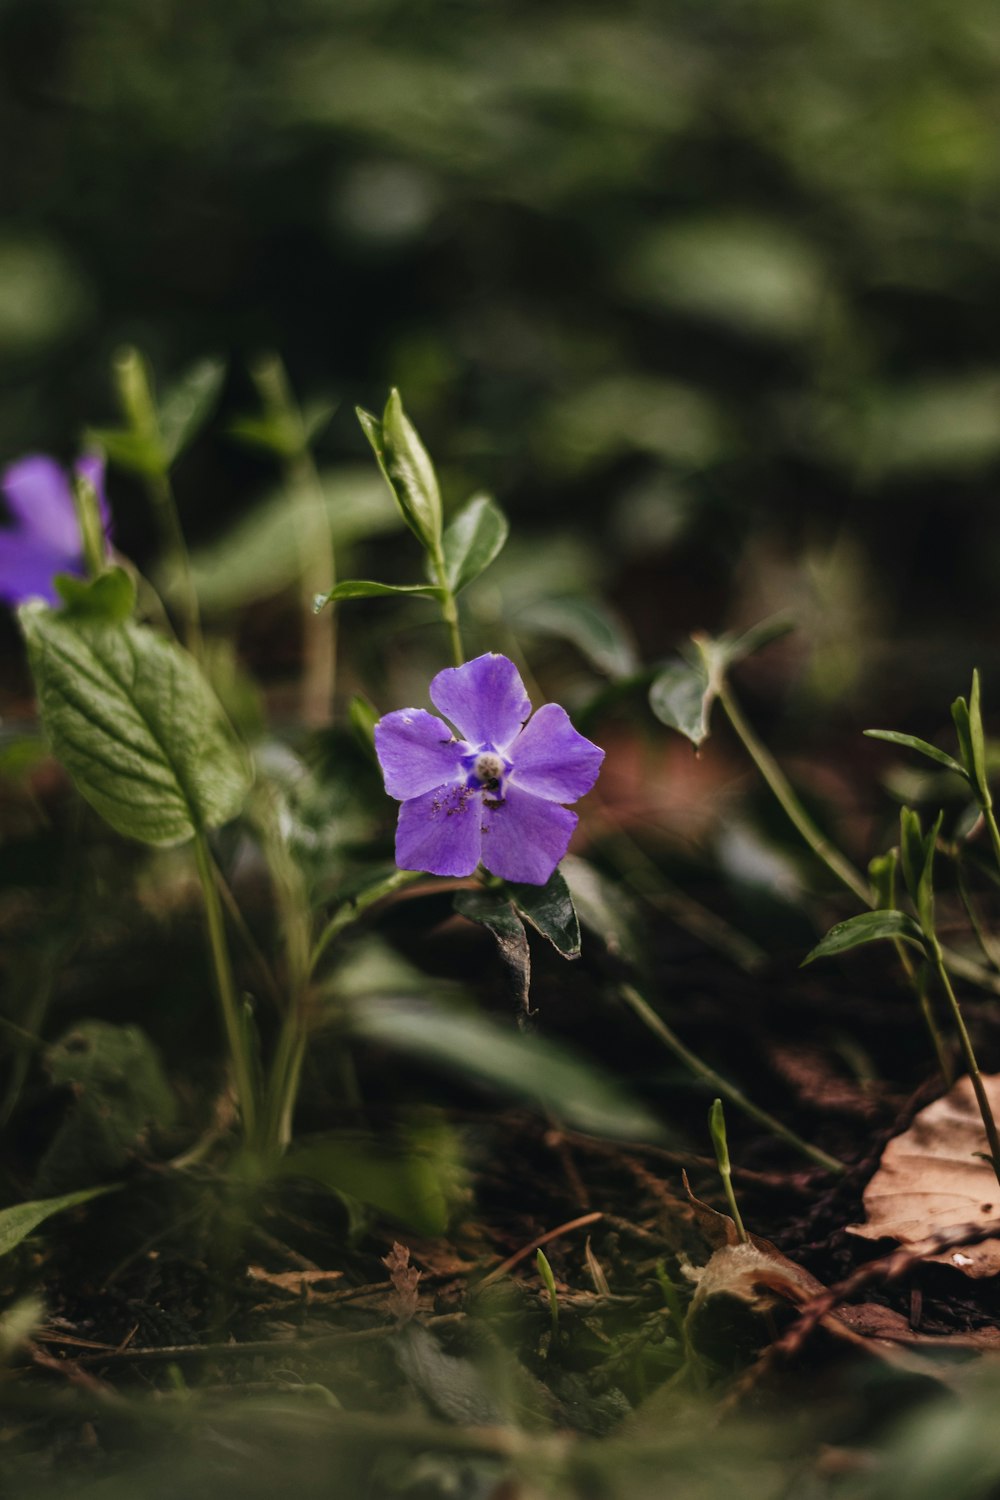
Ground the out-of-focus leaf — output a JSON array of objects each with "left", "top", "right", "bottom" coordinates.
[
  {"left": 506, "top": 868, "right": 580, "bottom": 959},
  {"left": 353, "top": 997, "right": 664, "bottom": 1141},
  {"left": 86, "top": 425, "right": 164, "bottom": 478},
  {"left": 317, "top": 579, "right": 443, "bottom": 607},
  {"left": 859, "top": 373, "right": 1000, "bottom": 476},
  {"left": 453, "top": 890, "right": 530, "bottom": 1012},
  {"left": 53, "top": 566, "right": 136, "bottom": 624},
  {"left": 185, "top": 468, "right": 399, "bottom": 611},
  {"left": 869, "top": 849, "right": 899, "bottom": 910},
  {"left": 802, "top": 910, "right": 925, "bottom": 965},
  {"left": 517, "top": 596, "right": 637, "bottom": 680},
  {"left": 624, "top": 215, "right": 827, "bottom": 340},
  {"left": 865, "top": 730, "right": 968, "bottom": 780},
  {"left": 280, "top": 1124, "right": 462, "bottom": 1236},
  {"left": 441, "top": 493, "right": 509, "bottom": 594},
  {"left": 349, "top": 694, "right": 379, "bottom": 758},
  {"left": 561, "top": 854, "right": 646, "bottom": 964},
  {"left": 541, "top": 375, "right": 724, "bottom": 472},
  {"left": 0, "top": 1185, "right": 115, "bottom": 1258},
  {"left": 158, "top": 357, "right": 225, "bottom": 463},
  {"left": 20, "top": 609, "right": 251, "bottom": 846}
]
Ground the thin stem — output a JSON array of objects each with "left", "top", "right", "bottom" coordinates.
[
  {"left": 930, "top": 943, "right": 1000, "bottom": 1186},
  {"left": 618, "top": 983, "right": 845, "bottom": 1175},
  {"left": 982, "top": 804, "right": 1000, "bottom": 880},
  {"left": 717, "top": 680, "right": 870, "bottom": 904},
  {"left": 430, "top": 541, "right": 464, "bottom": 667},
  {"left": 192, "top": 832, "right": 257, "bottom": 1143},
  {"left": 251, "top": 355, "right": 336, "bottom": 727},
  {"left": 310, "top": 868, "right": 425, "bottom": 972},
  {"left": 150, "top": 470, "right": 203, "bottom": 660},
  {"left": 262, "top": 1011, "right": 309, "bottom": 1157}
]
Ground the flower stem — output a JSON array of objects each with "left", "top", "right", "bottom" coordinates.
[
  {"left": 310, "top": 869, "right": 425, "bottom": 972},
  {"left": 429, "top": 541, "right": 464, "bottom": 667},
  {"left": 929, "top": 942, "right": 1000, "bottom": 1186},
  {"left": 193, "top": 831, "right": 257, "bottom": 1143},
  {"left": 618, "top": 983, "right": 845, "bottom": 1175},
  {"left": 717, "top": 679, "right": 870, "bottom": 903},
  {"left": 251, "top": 354, "right": 337, "bottom": 728}
]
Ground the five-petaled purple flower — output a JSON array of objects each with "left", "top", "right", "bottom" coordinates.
[
  {"left": 0, "top": 453, "right": 111, "bottom": 606},
  {"left": 374, "top": 653, "right": 604, "bottom": 885}
]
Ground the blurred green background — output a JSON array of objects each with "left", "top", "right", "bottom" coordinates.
[{"left": 3, "top": 0, "right": 1000, "bottom": 715}]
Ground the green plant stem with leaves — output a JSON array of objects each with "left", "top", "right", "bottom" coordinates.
[{"left": 708, "top": 1098, "right": 748, "bottom": 1242}]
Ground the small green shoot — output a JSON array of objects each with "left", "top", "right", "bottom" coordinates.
[
  {"left": 536, "top": 1247, "right": 559, "bottom": 1337},
  {"left": 708, "top": 1098, "right": 748, "bottom": 1243}
]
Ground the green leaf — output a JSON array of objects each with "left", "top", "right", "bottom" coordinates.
[
  {"left": 868, "top": 848, "right": 899, "bottom": 910},
  {"left": 899, "top": 806, "right": 942, "bottom": 936},
  {"left": 952, "top": 693, "right": 976, "bottom": 788},
  {"left": 518, "top": 596, "right": 637, "bottom": 680},
  {"left": 441, "top": 493, "right": 509, "bottom": 594},
  {"left": 280, "top": 1124, "right": 461, "bottom": 1236},
  {"left": 316, "top": 579, "right": 444, "bottom": 608},
  {"left": 158, "top": 356, "right": 225, "bottom": 464},
  {"left": 353, "top": 997, "right": 664, "bottom": 1141},
  {"left": 0, "top": 1185, "right": 116, "bottom": 1259},
  {"left": 358, "top": 391, "right": 442, "bottom": 550},
  {"left": 86, "top": 425, "right": 165, "bottom": 478},
  {"left": 19, "top": 609, "right": 251, "bottom": 846},
  {"left": 560, "top": 854, "right": 647, "bottom": 965},
  {"left": 802, "top": 910, "right": 926, "bottom": 965},
  {"left": 649, "top": 656, "right": 711, "bottom": 746},
  {"left": 864, "top": 730, "right": 968, "bottom": 780},
  {"left": 506, "top": 868, "right": 580, "bottom": 959},
  {"left": 453, "top": 890, "right": 530, "bottom": 1013},
  {"left": 53, "top": 567, "right": 136, "bottom": 624},
  {"left": 968, "top": 669, "right": 988, "bottom": 797},
  {"left": 727, "top": 615, "right": 795, "bottom": 663}
]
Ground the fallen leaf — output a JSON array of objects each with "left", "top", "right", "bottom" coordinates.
[
  {"left": 848, "top": 1074, "right": 1000, "bottom": 1277},
  {"left": 246, "top": 1266, "right": 344, "bottom": 1296}
]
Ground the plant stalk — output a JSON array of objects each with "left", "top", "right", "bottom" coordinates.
[
  {"left": 618, "top": 983, "right": 845, "bottom": 1174},
  {"left": 430, "top": 541, "right": 464, "bottom": 667},
  {"left": 310, "top": 868, "right": 425, "bottom": 972},
  {"left": 193, "top": 832, "right": 257, "bottom": 1142},
  {"left": 930, "top": 943, "right": 1000, "bottom": 1186}
]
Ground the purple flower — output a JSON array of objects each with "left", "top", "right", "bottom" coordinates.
[
  {"left": 0, "top": 453, "right": 111, "bottom": 606},
  {"left": 374, "top": 653, "right": 604, "bottom": 885}
]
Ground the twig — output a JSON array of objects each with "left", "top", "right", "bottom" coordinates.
[{"left": 478, "top": 1212, "right": 603, "bottom": 1288}]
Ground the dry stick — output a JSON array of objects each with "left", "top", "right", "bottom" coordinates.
[
  {"left": 619, "top": 983, "right": 845, "bottom": 1175},
  {"left": 478, "top": 1211, "right": 604, "bottom": 1288}
]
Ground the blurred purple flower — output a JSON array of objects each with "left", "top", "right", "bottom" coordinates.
[
  {"left": 375, "top": 653, "right": 604, "bottom": 885},
  {"left": 0, "top": 453, "right": 111, "bottom": 606}
]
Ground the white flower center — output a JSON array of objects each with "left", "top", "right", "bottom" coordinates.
[{"left": 473, "top": 751, "right": 504, "bottom": 789}]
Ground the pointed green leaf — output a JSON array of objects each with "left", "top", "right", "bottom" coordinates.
[
  {"left": 899, "top": 807, "right": 925, "bottom": 906},
  {"left": 952, "top": 694, "right": 975, "bottom": 784},
  {"left": 353, "top": 996, "right": 664, "bottom": 1140},
  {"left": 506, "top": 868, "right": 580, "bottom": 959},
  {"left": 802, "top": 910, "right": 925, "bottom": 965},
  {"left": 864, "top": 730, "right": 968, "bottom": 780},
  {"left": 86, "top": 425, "right": 165, "bottom": 478},
  {"left": 358, "top": 391, "right": 442, "bottom": 550},
  {"left": 158, "top": 357, "right": 225, "bottom": 464},
  {"left": 969, "top": 669, "right": 988, "bottom": 797},
  {"left": 0, "top": 1185, "right": 116, "bottom": 1259},
  {"left": 53, "top": 567, "right": 136, "bottom": 625},
  {"left": 19, "top": 609, "right": 251, "bottom": 846},
  {"left": 453, "top": 890, "right": 530, "bottom": 1012},
  {"left": 348, "top": 693, "right": 379, "bottom": 758},
  {"left": 280, "top": 1126, "right": 460, "bottom": 1236},
  {"left": 649, "top": 646, "right": 719, "bottom": 748},
  {"left": 727, "top": 615, "right": 795, "bottom": 664},
  {"left": 442, "top": 493, "right": 509, "bottom": 594},
  {"left": 316, "top": 579, "right": 444, "bottom": 608}
]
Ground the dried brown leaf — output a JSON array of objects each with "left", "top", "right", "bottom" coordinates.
[
  {"left": 246, "top": 1266, "right": 344, "bottom": 1296},
  {"left": 848, "top": 1073, "right": 1000, "bottom": 1277}
]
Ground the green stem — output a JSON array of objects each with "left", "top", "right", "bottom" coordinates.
[
  {"left": 262, "top": 1010, "right": 308, "bottom": 1157},
  {"left": 193, "top": 832, "right": 257, "bottom": 1142},
  {"left": 618, "top": 983, "right": 845, "bottom": 1175},
  {"left": 981, "top": 804, "right": 1000, "bottom": 881},
  {"left": 930, "top": 941, "right": 1000, "bottom": 1186},
  {"left": 717, "top": 680, "right": 870, "bottom": 904},
  {"left": 310, "top": 869, "right": 425, "bottom": 972},
  {"left": 150, "top": 470, "right": 203, "bottom": 660},
  {"left": 430, "top": 542, "right": 464, "bottom": 667}
]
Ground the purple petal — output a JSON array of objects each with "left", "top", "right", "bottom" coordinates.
[
  {"left": 395, "top": 783, "right": 484, "bottom": 877},
  {"left": 429, "top": 653, "right": 531, "bottom": 750},
  {"left": 375, "top": 709, "right": 466, "bottom": 801},
  {"left": 1, "top": 455, "right": 80, "bottom": 555},
  {"left": 73, "top": 453, "right": 112, "bottom": 540},
  {"left": 480, "top": 785, "right": 577, "bottom": 884},
  {"left": 0, "top": 534, "right": 79, "bottom": 606},
  {"left": 509, "top": 703, "right": 604, "bottom": 804}
]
